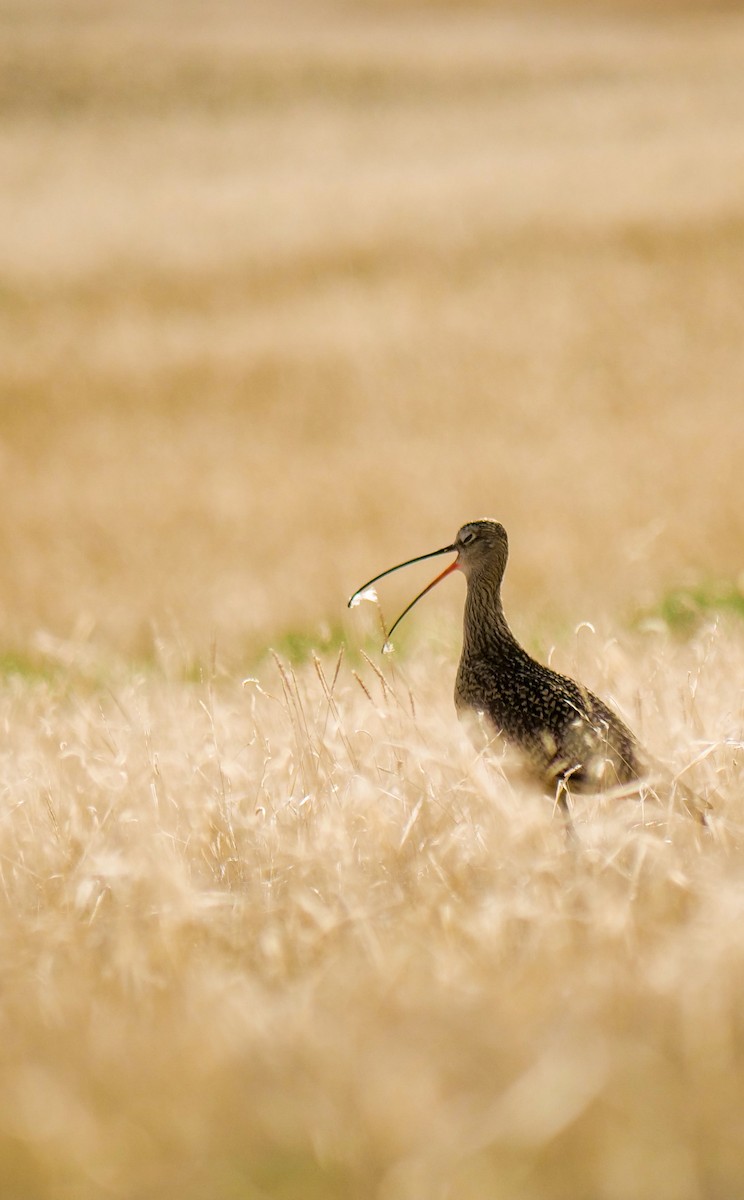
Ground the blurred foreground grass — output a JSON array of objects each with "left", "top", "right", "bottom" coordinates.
[{"left": 0, "top": 620, "right": 742, "bottom": 1199}]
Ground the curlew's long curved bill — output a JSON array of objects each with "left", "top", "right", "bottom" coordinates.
[
  {"left": 348, "top": 542, "right": 459, "bottom": 649},
  {"left": 384, "top": 558, "right": 459, "bottom": 645}
]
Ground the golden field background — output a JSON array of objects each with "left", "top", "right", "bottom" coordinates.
[
  {"left": 2, "top": 1, "right": 744, "bottom": 1197},
  {"left": 2, "top": 0, "right": 744, "bottom": 658}
]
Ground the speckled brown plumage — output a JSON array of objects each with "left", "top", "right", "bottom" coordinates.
[{"left": 451, "top": 520, "right": 642, "bottom": 794}]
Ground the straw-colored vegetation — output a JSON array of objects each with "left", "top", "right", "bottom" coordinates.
[{"left": 1, "top": 0, "right": 744, "bottom": 1195}]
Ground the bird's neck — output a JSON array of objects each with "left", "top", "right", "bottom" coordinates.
[{"left": 462, "top": 572, "right": 524, "bottom": 662}]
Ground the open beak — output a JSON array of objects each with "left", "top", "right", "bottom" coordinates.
[{"left": 348, "top": 542, "right": 459, "bottom": 648}]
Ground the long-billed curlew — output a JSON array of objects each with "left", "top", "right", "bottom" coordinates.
[{"left": 349, "top": 519, "right": 705, "bottom": 812}]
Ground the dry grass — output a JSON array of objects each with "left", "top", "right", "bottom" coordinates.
[
  {"left": 1, "top": 622, "right": 743, "bottom": 1199},
  {"left": 2, "top": 0, "right": 744, "bottom": 1195}
]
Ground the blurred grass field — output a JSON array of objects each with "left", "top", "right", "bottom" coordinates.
[
  {"left": 2, "top": 1, "right": 744, "bottom": 1197},
  {"left": 2, "top": 0, "right": 744, "bottom": 660}
]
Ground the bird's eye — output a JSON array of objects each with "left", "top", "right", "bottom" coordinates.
[{"left": 460, "top": 530, "right": 476, "bottom": 546}]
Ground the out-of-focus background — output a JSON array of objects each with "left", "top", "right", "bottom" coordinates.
[{"left": 2, "top": 0, "right": 744, "bottom": 662}]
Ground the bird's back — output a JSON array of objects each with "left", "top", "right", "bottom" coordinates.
[{"left": 456, "top": 637, "right": 642, "bottom": 794}]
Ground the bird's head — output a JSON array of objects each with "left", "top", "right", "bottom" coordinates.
[
  {"left": 348, "top": 518, "right": 509, "bottom": 648},
  {"left": 452, "top": 519, "right": 509, "bottom": 583}
]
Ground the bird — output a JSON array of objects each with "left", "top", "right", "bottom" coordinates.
[{"left": 349, "top": 518, "right": 705, "bottom": 813}]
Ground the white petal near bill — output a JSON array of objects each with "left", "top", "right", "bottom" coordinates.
[{"left": 349, "top": 586, "right": 379, "bottom": 608}]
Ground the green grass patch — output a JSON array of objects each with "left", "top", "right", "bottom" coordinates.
[
  {"left": 247, "top": 1151, "right": 353, "bottom": 1200},
  {"left": 636, "top": 580, "right": 744, "bottom": 636},
  {"left": 254, "top": 619, "right": 378, "bottom": 669},
  {"left": 0, "top": 649, "right": 59, "bottom": 682},
  {"left": 268, "top": 622, "right": 346, "bottom": 666}
]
